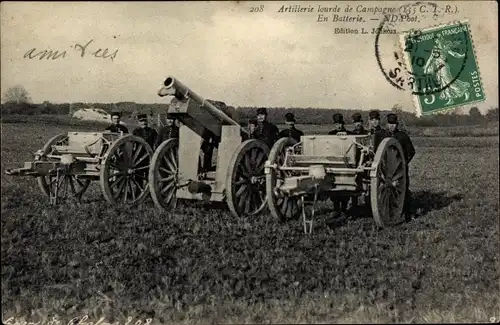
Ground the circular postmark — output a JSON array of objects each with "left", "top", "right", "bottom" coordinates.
[{"left": 374, "top": 2, "right": 470, "bottom": 96}]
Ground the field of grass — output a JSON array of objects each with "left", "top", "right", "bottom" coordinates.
[{"left": 1, "top": 116, "right": 499, "bottom": 324}]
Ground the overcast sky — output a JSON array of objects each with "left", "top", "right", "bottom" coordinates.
[{"left": 1, "top": 1, "right": 497, "bottom": 113}]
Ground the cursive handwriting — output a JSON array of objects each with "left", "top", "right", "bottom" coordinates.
[
  {"left": 74, "top": 39, "right": 118, "bottom": 61},
  {"left": 24, "top": 39, "right": 118, "bottom": 61},
  {"left": 24, "top": 48, "right": 67, "bottom": 60}
]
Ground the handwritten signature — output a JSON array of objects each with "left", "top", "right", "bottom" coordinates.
[{"left": 24, "top": 39, "right": 118, "bottom": 61}]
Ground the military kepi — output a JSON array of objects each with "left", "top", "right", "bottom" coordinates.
[
  {"left": 369, "top": 110, "right": 380, "bottom": 119},
  {"left": 111, "top": 111, "right": 121, "bottom": 117},
  {"left": 387, "top": 113, "right": 398, "bottom": 124},
  {"left": 257, "top": 107, "right": 267, "bottom": 115},
  {"left": 285, "top": 112, "right": 296, "bottom": 123},
  {"left": 137, "top": 114, "right": 147, "bottom": 121},
  {"left": 352, "top": 113, "right": 362, "bottom": 122},
  {"left": 332, "top": 113, "right": 344, "bottom": 124}
]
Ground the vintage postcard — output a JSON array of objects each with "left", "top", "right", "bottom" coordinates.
[{"left": 1, "top": 1, "right": 498, "bottom": 324}]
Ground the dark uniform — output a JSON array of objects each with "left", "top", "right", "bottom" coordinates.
[
  {"left": 278, "top": 113, "right": 304, "bottom": 143},
  {"left": 368, "top": 110, "right": 387, "bottom": 153},
  {"left": 252, "top": 107, "right": 280, "bottom": 148},
  {"left": 105, "top": 111, "right": 129, "bottom": 133},
  {"left": 155, "top": 121, "right": 180, "bottom": 149},
  {"left": 328, "top": 113, "right": 351, "bottom": 135},
  {"left": 349, "top": 113, "right": 368, "bottom": 210},
  {"left": 350, "top": 113, "right": 368, "bottom": 135},
  {"left": 386, "top": 113, "right": 415, "bottom": 215},
  {"left": 327, "top": 113, "right": 350, "bottom": 217},
  {"left": 132, "top": 114, "right": 158, "bottom": 149}
]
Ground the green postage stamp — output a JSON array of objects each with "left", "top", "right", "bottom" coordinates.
[{"left": 399, "top": 20, "right": 486, "bottom": 116}]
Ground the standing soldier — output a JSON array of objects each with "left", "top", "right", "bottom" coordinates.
[
  {"left": 328, "top": 113, "right": 351, "bottom": 135},
  {"left": 252, "top": 107, "right": 280, "bottom": 148},
  {"left": 155, "top": 117, "right": 180, "bottom": 149},
  {"left": 328, "top": 113, "right": 350, "bottom": 217},
  {"left": 105, "top": 111, "right": 129, "bottom": 134},
  {"left": 367, "top": 110, "right": 387, "bottom": 152},
  {"left": 386, "top": 113, "right": 416, "bottom": 217},
  {"left": 278, "top": 112, "right": 304, "bottom": 143},
  {"left": 132, "top": 114, "right": 158, "bottom": 149},
  {"left": 350, "top": 112, "right": 368, "bottom": 135}
]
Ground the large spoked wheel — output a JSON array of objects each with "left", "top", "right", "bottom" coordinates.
[
  {"left": 370, "top": 138, "right": 407, "bottom": 227},
  {"left": 37, "top": 133, "right": 91, "bottom": 200},
  {"left": 100, "top": 135, "right": 153, "bottom": 206},
  {"left": 226, "top": 139, "right": 270, "bottom": 218},
  {"left": 148, "top": 139, "right": 179, "bottom": 211},
  {"left": 266, "top": 137, "right": 302, "bottom": 222}
]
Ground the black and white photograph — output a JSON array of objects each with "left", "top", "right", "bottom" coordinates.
[{"left": 1, "top": 1, "right": 498, "bottom": 323}]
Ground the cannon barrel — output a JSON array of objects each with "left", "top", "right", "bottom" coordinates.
[{"left": 158, "top": 76, "right": 247, "bottom": 134}]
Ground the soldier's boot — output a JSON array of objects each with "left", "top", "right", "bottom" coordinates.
[{"left": 332, "top": 201, "right": 341, "bottom": 219}]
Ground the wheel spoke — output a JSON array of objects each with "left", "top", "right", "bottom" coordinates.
[
  {"left": 244, "top": 154, "right": 252, "bottom": 175},
  {"left": 236, "top": 184, "right": 247, "bottom": 198},
  {"left": 159, "top": 167, "right": 173, "bottom": 175},
  {"left": 280, "top": 197, "right": 289, "bottom": 215},
  {"left": 161, "top": 181, "right": 175, "bottom": 195},
  {"left": 132, "top": 144, "right": 144, "bottom": 164},
  {"left": 113, "top": 178, "right": 126, "bottom": 198},
  {"left": 122, "top": 179, "right": 129, "bottom": 203},
  {"left": 110, "top": 175, "right": 125, "bottom": 188},
  {"left": 392, "top": 168, "right": 404, "bottom": 181},
  {"left": 134, "top": 153, "right": 149, "bottom": 167}
]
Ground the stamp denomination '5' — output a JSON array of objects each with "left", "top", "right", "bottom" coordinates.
[{"left": 399, "top": 20, "right": 485, "bottom": 116}]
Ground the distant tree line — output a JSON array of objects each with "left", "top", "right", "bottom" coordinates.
[
  {"left": 2, "top": 101, "right": 497, "bottom": 127},
  {"left": 1, "top": 86, "right": 498, "bottom": 127}
]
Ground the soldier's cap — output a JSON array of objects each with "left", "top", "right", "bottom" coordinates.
[
  {"left": 332, "top": 113, "right": 344, "bottom": 124},
  {"left": 137, "top": 114, "right": 147, "bottom": 121},
  {"left": 256, "top": 107, "right": 267, "bottom": 115},
  {"left": 111, "top": 111, "right": 121, "bottom": 117},
  {"left": 249, "top": 117, "right": 258, "bottom": 125},
  {"left": 352, "top": 112, "right": 363, "bottom": 122},
  {"left": 369, "top": 110, "right": 380, "bottom": 119},
  {"left": 285, "top": 112, "right": 296, "bottom": 122},
  {"left": 386, "top": 113, "right": 398, "bottom": 124}
]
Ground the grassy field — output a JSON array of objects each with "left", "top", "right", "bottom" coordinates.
[{"left": 1, "top": 116, "right": 499, "bottom": 324}]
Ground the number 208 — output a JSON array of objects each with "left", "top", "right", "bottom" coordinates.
[{"left": 250, "top": 5, "right": 264, "bottom": 12}]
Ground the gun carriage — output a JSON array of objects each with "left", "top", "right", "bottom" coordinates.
[
  {"left": 264, "top": 133, "right": 407, "bottom": 233},
  {"left": 5, "top": 76, "right": 270, "bottom": 219},
  {"left": 151, "top": 76, "right": 270, "bottom": 218},
  {"left": 5, "top": 131, "right": 154, "bottom": 205}
]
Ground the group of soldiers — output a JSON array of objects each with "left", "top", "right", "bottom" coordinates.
[
  {"left": 105, "top": 111, "right": 178, "bottom": 151},
  {"left": 105, "top": 108, "right": 415, "bottom": 218}
]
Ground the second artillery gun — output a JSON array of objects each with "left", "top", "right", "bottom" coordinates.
[{"left": 149, "top": 76, "right": 270, "bottom": 218}]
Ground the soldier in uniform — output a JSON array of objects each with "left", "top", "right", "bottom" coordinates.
[
  {"left": 368, "top": 110, "right": 387, "bottom": 152},
  {"left": 350, "top": 113, "right": 368, "bottom": 135},
  {"left": 386, "top": 113, "right": 416, "bottom": 216},
  {"left": 132, "top": 114, "right": 158, "bottom": 149},
  {"left": 328, "top": 113, "right": 351, "bottom": 135},
  {"left": 327, "top": 113, "right": 350, "bottom": 217},
  {"left": 252, "top": 107, "right": 280, "bottom": 148},
  {"left": 155, "top": 118, "right": 180, "bottom": 149},
  {"left": 246, "top": 118, "right": 258, "bottom": 139},
  {"left": 105, "top": 111, "right": 129, "bottom": 133},
  {"left": 278, "top": 113, "right": 304, "bottom": 143}
]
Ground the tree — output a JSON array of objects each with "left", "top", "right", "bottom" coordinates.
[
  {"left": 468, "top": 106, "right": 482, "bottom": 124},
  {"left": 2, "top": 85, "right": 32, "bottom": 104}
]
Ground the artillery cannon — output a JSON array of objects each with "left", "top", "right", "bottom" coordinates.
[
  {"left": 150, "top": 76, "right": 269, "bottom": 218},
  {"left": 5, "top": 131, "right": 154, "bottom": 205},
  {"left": 264, "top": 133, "right": 407, "bottom": 233}
]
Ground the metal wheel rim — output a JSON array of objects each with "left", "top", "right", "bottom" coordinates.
[
  {"left": 226, "top": 139, "right": 270, "bottom": 218},
  {"left": 370, "top": 138, "right": 407, "bottom": 227},
  {"left": 149, "top": 138, "right": 179, "bottom": 211},
  {"left": 266, "top": 137, "right": 302, "bottom": 222},
  {"left": 100, "top": 135, "right": 153, "bottom": 206}
]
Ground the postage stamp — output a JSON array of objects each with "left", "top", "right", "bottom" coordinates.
[{"left": 398, "top": 20, "right": 486, "bottom": 116}]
